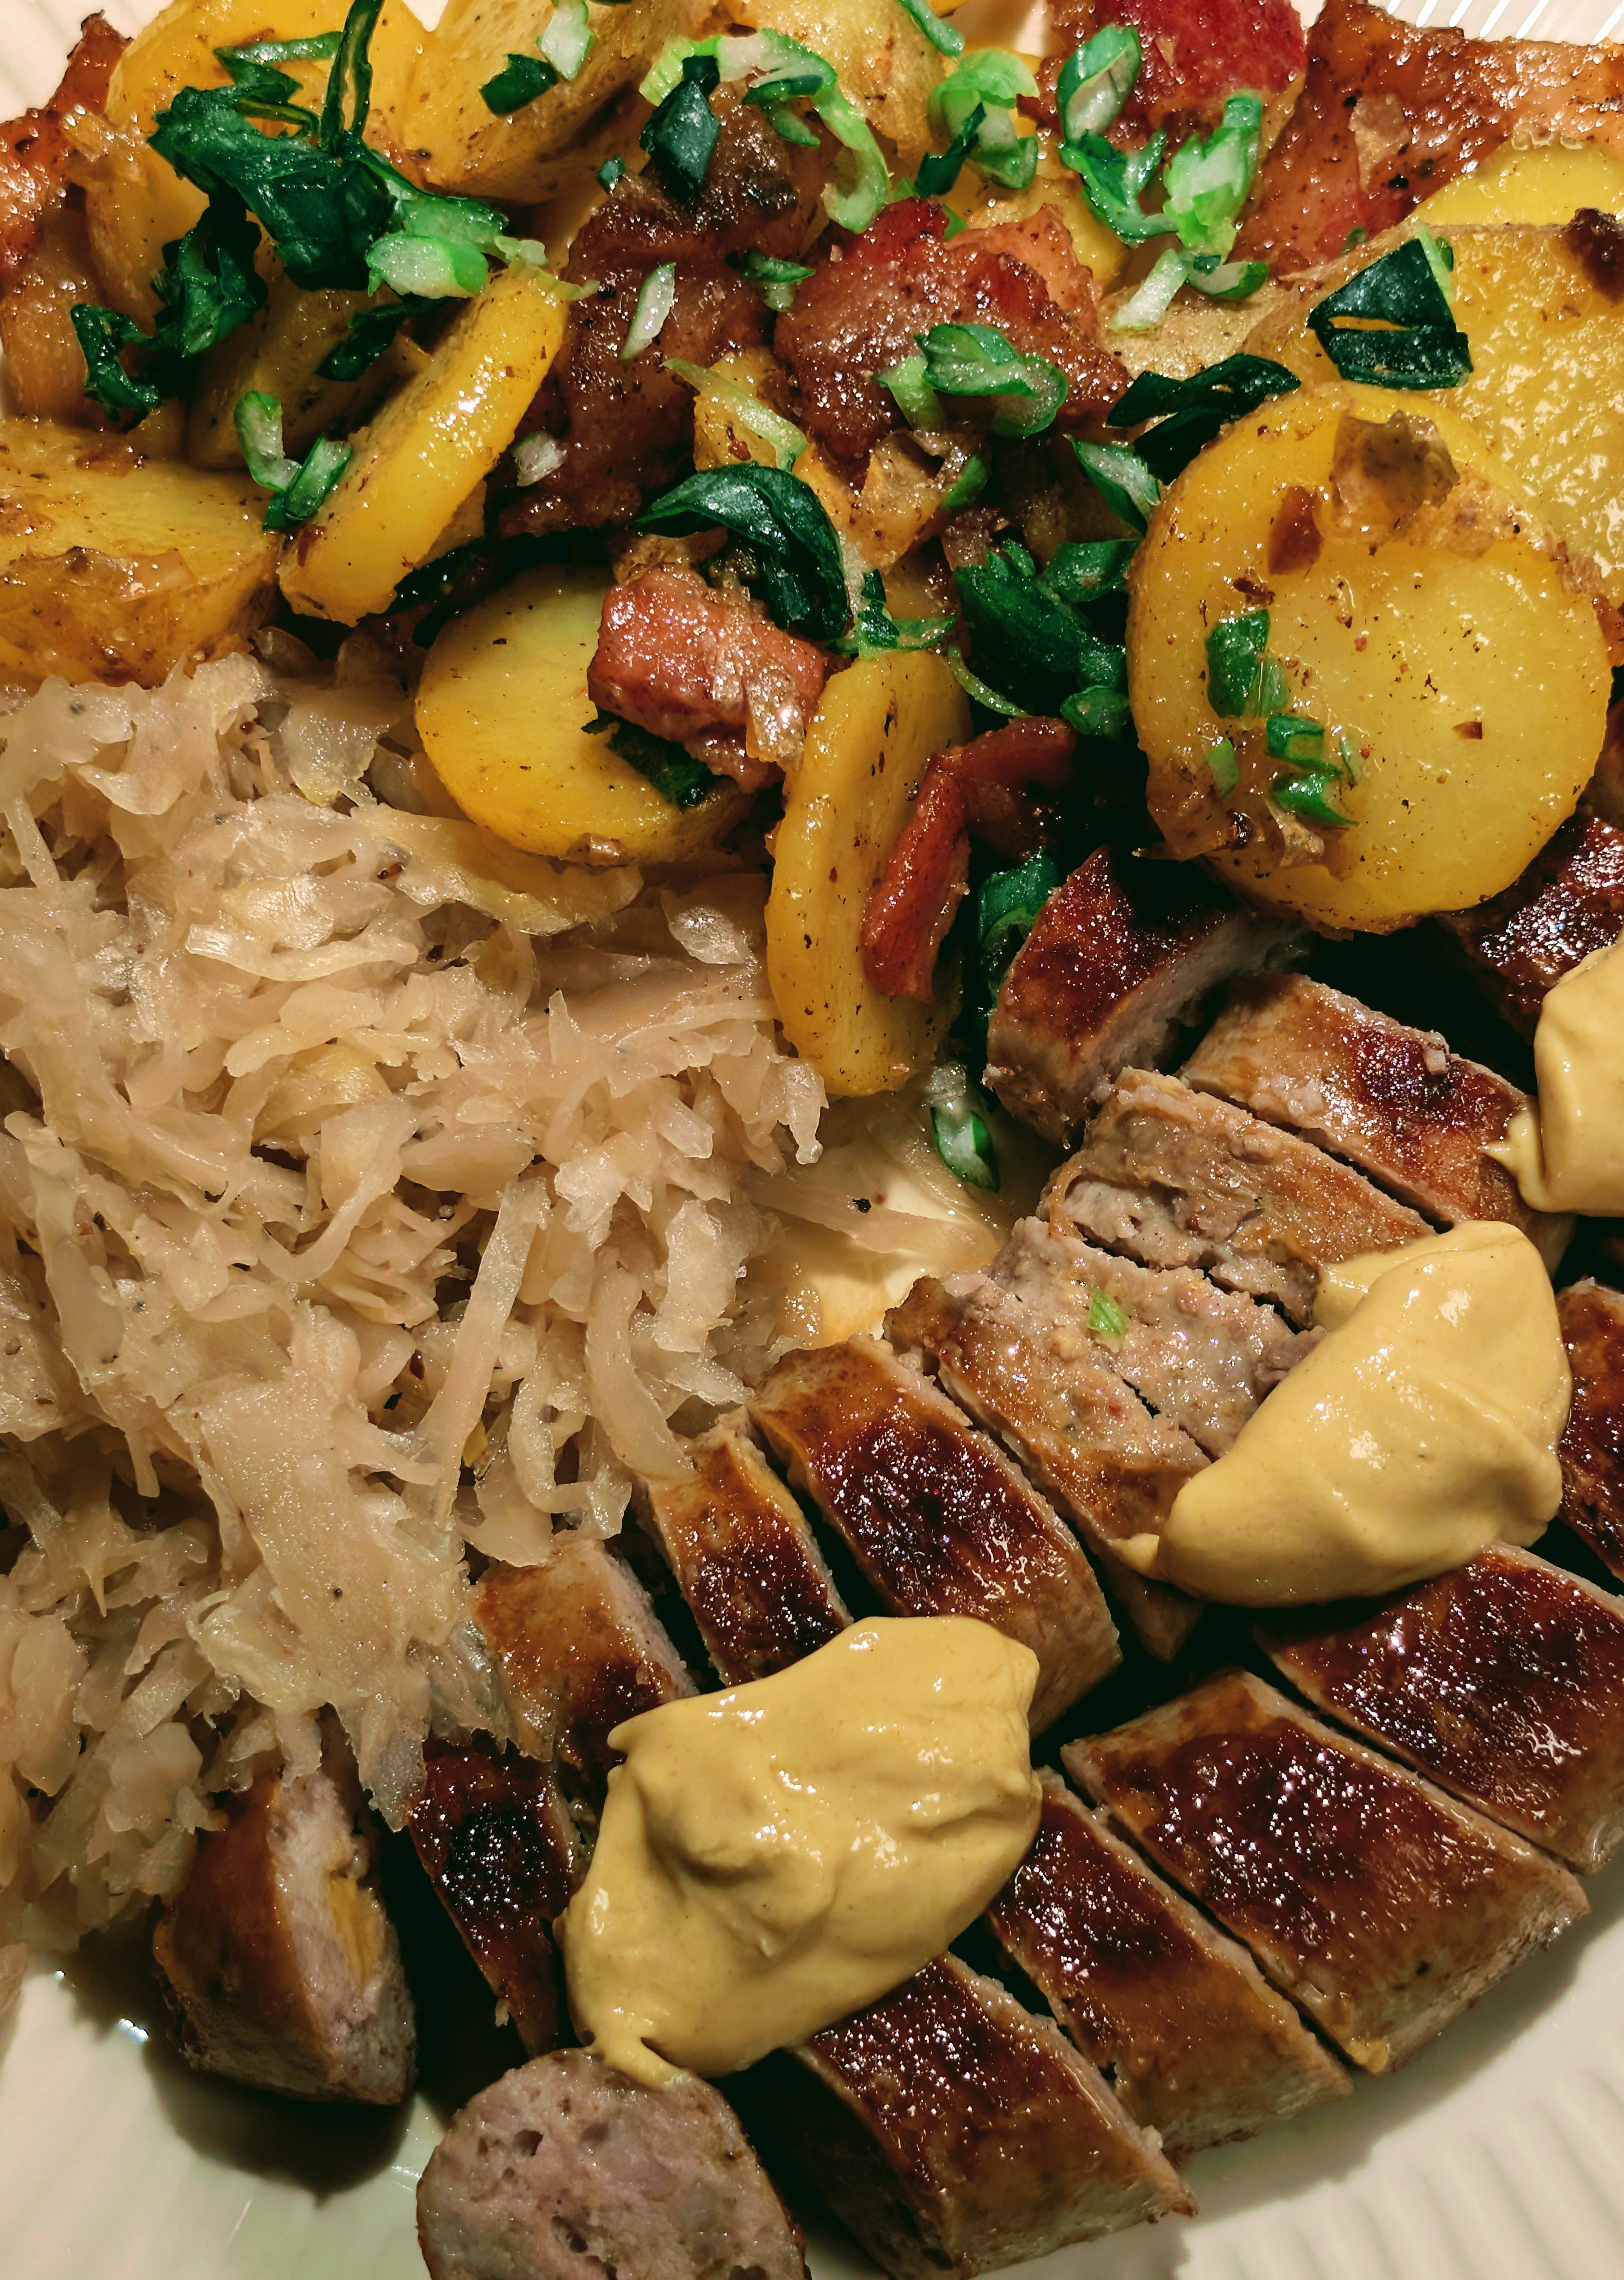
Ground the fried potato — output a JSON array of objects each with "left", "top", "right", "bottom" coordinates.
[
  {"left": 766, "top": 653, "right": 970, "bottom": 1095},
  {"left": 1245, "top": 222, "right": 1624, "bottom": 601},
  {"left": 81, "top": 0, "right": 426, "bottom": 327},
  {"left": 278, "top": 267, "right": 568, "bottom": 624},
  {"left": 0, "top": 419, "right": 279, "bottom": 684},
  {"left": 1128, "top": 380, "right": 1609, "bottom": 933},
  {"left": 1417, "top": 140, "right": 1624, "bottom": 227},
  {"left": 726, "top": 0, "right": 942, "bottom": 165},
  {"left": 185, "top": 278, "right": 406, "bottom": 470},
  {"left": 415, "top": 565, "right": 751, "bottom": 865},
  {"left": 398, "top": 0, "right": 695, "bottom": 203}
]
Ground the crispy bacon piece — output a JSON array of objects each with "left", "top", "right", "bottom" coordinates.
[
  {"left": 776, "top": 200, "right": 1128, "bottom": 468},
  {"left": 1237, "top": 0, "right": 1624, "bottom": 274},
  {"left": 588, "top": 566, "right": 830, "bottom": 784},
  {"left": 860, "top": 718, "right": 1075, "bottom": 1002},
  {"left": 502, "top": 97, "right": 823, "bottom": 535},
  {"left": 1044, "top": 0, "right": 1305, "bottom": 143},
  {"left": 0, "top": 13, "right": 123, "bottom": 288}
]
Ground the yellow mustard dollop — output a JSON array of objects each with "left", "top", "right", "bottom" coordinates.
[
  {"left": 1488, "top": 936, "right": 1624, "bottom": 1214},
  {"left": 557, "top": 1616, "right": 1041, "bottom": 2087},
  {"left": 1117, "top": 1223, "right": 1570, "bottom": 1605}
]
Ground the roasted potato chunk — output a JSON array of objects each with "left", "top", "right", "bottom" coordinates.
[
  {"left": 0, "top": 419, "right": 279, "bottom": 685},
  {"left": 1246, "top": 223, "right": 1624, "bottom": 601},
  {"left": 727, "top": 0, "right": 942, "bottom": 165},
  {"left": 415, "top": 565, "right": 751, "bottom": 865},
  {"left": 399, "top": 0, "right": 696, "bottom": 203},
  {"left": 279, "top": 268, "right": 568, "bottom": 624},
  {"left": 1128, "top": 381, "right": 1609, "bottom": 933},
  {"left": 766, "top": 653, "right": 970, "bottom": 1094},
  {"left": 1417, "top": 140, "right": 1624, "bottom": 228}
]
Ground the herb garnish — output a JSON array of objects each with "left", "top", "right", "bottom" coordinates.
[
  {"left": 957, "top": 541, "right": 1127, "bottom": 717},
  {"left": 1307, "top": 233, "right": 1472, "bottom": 389},
  {"left": 733, "top": 249, "right": 813, "bottom": 312},
  {"left": 1107, "top": 355, "right": 1301, "bottom": 482},
  {"left": 1071, "top": 438, "right": 1161, "bottom": 534},
  {"left": 480, "top": 53, "right": 559, "bottom": 113},
  {"left": 635, "top": 464, "right": 848, "bottom": 641},
  {"left": 584, "top": 712, "right": 718, "bottom": 809},
  {"left": 922, "top": 51, "right": 1038, "bottom": 194},
  {"left": 914, "top": 323, "right": 1067, "bottom": 436},
  {"left": 1206, "top": 610, "right": 1288, "bottom": 718},
  {"left": 835, "top": 570, "right": 957, "bottom": 657},
  {"left": 234, "top": 390, "right": 353, "bottom": 529},
  {"left": 925, "top": 1062, "right": 1000, "bottom": 1190},
  {"left": 963, "top": 848, "right": 1058, "bottom": 1054},
  {"left": 640, "top": 52, "right": 721, "bottom": 201},
  {"left": 894, "top": 0, "right": 965, "bottom": 58}
]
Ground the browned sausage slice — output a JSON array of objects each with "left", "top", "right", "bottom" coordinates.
[
  {"left": 417, "top": 2048, "right": 809, "bottom": 2280},
  {"left": 152, "top": 1760, "right": 414, "bottom": 2103}
]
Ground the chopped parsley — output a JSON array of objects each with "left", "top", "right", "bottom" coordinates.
[
  {"left": 957, "top": 540, "right": 1126, "bottom": 717},
  {"left": 1206, "top": 610, "right": 1288, "bottom": 719},
  {"left": 1107, "top": 355, "right": 1301, "bottom": 483},
  {"left": 1273, "top": 767, "right": 1353, "bottom": 828},
  {"left": 635, "top": 463, "right": 848, "bottom": 641},
  {"left": 1266, "top": 712, "right": 1326, "bottom": 764},
  {"left": 915, "top": 322, "right": 1067, "bottom": 437},
  {"left": 835, "top": 570, "right": 956, "bottom": 657},
  {"left": 1307, "top": 233, "right": 1472, "bottom": 389},
  {"left": 965, "top": 849, "right": 1059, "bottom": 1052},
  {"left": 480, "top": 53, "right": 559, "bottom": 113},
  {"left": 584, "top": 712, "right": 717, "bottom": 808},
  {"left": 640, "top": 51, "right": 721, "bottom": 201},
  {"left": 1070, "top": 438, "right": 1160, "bottom": 534}
]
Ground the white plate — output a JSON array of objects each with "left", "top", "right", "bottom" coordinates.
[{"left": 4, "top": 2, "right": 1624, "bottom": 2274}]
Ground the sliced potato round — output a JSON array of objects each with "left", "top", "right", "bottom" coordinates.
[
  {"left": 1245, "top": 223, "right": 1624, "bottom": 600},
  {"left": 1417, "top": 141, "right": 1624, "bottom": 228},
  {"left": 416, "top": 566, "right": 750, "bottom": 866},
  {"left": 0, "top": 418, "right": 278, "bottom": 684},
  {"left": 1129, "top": 379, "right": 1610, "bottom": 932},
  {"left": 766, "top": 653, "right": 970, "bottom": 1096},
  {"left": 280, "top": 268, "right": 568, "bottom": 625}
]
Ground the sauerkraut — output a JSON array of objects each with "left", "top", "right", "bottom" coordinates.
[{"left": 0, "top": 642, "right": 829, "bottom": 1973}]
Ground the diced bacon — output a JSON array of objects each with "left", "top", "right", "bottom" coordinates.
[
  {"left": 860, "top": 718, "right": 1075, "bottom": 1002},
  {"left": 588, "top": 567, "right": 830, "bottom": 781},
  {"left": 1045, "top": 0, "right": 1305, "bottom": 142},
  {"left": 502, "top": 97, "right": 823, "bottom": 535},
  {"left": 776, "top": 199, "right": 1128, "bottom": 468},
  {"left": 1237, "top": 0, "right": 1624, "bottom": 274},
  {"left": 0, "top": 13, "right": 123, "bottom": 288}
]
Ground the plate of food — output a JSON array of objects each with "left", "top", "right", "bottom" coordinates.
[{"left": 3, "top": 0, "right": 1624, "bottom": 2272}]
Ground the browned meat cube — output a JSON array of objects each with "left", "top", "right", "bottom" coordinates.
[
  {"left": 985, "top": 843, "right": 1301, "bottom": 1145},
  {"left": 1067, "top": 1669, "right": 1586, "bottom": 2072},
  {"left": 419, "top": 2049, "right": 809, "bottom": 2280},
  {"left": 477, "top": 1539, "right": 693, "bottom": 1800},
  {"left": 885, "top": 1272, "right": 1203, "bottom": 1663},
  {"left": 1049, "top": 1069, "right": 1430, "bottom": 1327},
  {"left": 409, "top": 1745, "right": 581, "bottom": 2054},
  {"left": 1181, "top": 973, "right": 1571, "bottom": 1268},
  {"left": 152, "top": 1762, "right": 415, "bottom": 2104},
  {"left": 995, "top": 1216, "right": 1316, "bottom": 1457},
  {"left": 749, "top": 1335, "right": 1120, "bottom": 1726},
  {"left": 1437, "top": 810, "right": 1624, "bottom": 1036},
  {"left": 988, "top": 1774, "right": 1348, "bottom": 2158},
  {"left": 1558, "top": 1279, "right": 1624, "bottom": 1582},
  {"left": 743, "top": 1955, "right": 1192, "bottom": 2280},
  {"left": 1264, "top": 1546, "right": 1624, "bottom": 1875},
  {"left": 638, "top": 1414, "right": 850, "bottom": 1683}
]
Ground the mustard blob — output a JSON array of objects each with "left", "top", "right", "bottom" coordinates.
[
  {"left": 1118, "top": 1224, "right": 1570, "bottom": 1605},
  {"left": 558, "top": 1617, "right": 1041, "bottom": 2087},
  {"left": 1488, "top": 936, "right": 1624, "bottom": 1215}
]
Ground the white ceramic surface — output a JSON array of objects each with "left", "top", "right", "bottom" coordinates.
[{"left": 3, "top": 0, "right": 1624, "bottom": 2273}]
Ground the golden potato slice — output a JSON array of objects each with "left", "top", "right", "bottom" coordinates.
[
  {"left": 1128, "top": 380, "right": 1609, "bottom": 933},
  {"left": 186, "top": 279, "right": 401, "bottom": 470},
  {"left": 766, "top": 653, "right": 970, "bottom": 1096},
  {"left": 85, "top": 0, "right": 426, "bottom": 327},
  {"left": 415, "top": 565, "right": 751, "bottom": 865},
  {"left": 0, "top": 419, "right": 278, "bottom": 685},
  {"left": 279, "top": 268, "right": 568, "bottom": 624},
  {"left": 1246, "top": 223, "right": 1624, "bottom": 601},
  {"left": 398, "top": 0, "right": 694, "bottom": 203},
  {"left": 1417, "top": 141, "right": 1624, "bottom": 227},
  {"left": 727, "top": 0, "right": 941, "bottom": 165}
]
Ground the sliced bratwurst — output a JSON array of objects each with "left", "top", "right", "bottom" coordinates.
[{"left": 417, "top": 2048, "right": 808, "bottom": 2280}]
